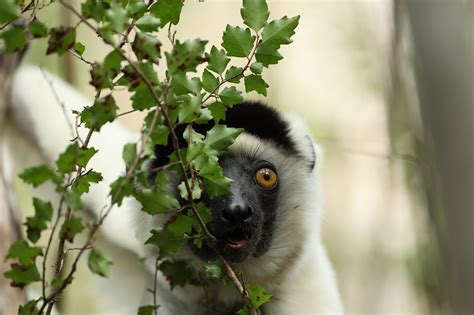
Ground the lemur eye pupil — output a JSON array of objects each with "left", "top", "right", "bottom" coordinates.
[
  {"left": 255, "top": 167, "right": 278, "bottom": 189},
  {"left": 263, "top": 173, "right": 271, "bottom": 180}
]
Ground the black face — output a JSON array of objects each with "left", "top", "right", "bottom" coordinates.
[{"left": 190, "top": 154, "right": 280, "bottom": 263}]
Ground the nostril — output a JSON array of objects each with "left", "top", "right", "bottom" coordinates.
[{"left": 222, "top": 203, "right": 253, "bottom": 223}]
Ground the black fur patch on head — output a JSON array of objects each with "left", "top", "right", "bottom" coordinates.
[{"left": 151, "top": 101, "right": 298, "bottom": 169}]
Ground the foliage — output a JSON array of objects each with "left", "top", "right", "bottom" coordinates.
[{"left": 0, "top": 0, "right": 299, "bottom": 314}]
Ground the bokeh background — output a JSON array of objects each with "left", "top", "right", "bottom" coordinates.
[{"left": 1, "top": 0, "right": 473, "bottom": 314}]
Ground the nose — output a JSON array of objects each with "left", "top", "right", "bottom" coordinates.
[{"left": 222, "top": 202, "right": 252, "bottom": 224}]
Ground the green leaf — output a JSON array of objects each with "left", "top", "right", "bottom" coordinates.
[
  {"left": 74, "top": 171, "right": 103, "bottom": 194},
  {"left": 19, "top": 300, "right": 40, "bottom": 315},
  {"left": 236, "top": 308, "right": 250, "bottom": 315},
  {"left": 135, "top": 15, "right": 161, "bottom": 32},
  {"left": 167, "top": 214, "right": 195, "bottom": 237},
  {"left": 205, "top": 124, "right": 243, "bottom": 151},
  {"left": 146, "top": 228, "right": 187, "bottom": 257},
  {"left": 241, "top": 0, "right": 269, "bottom": 31},
  {"left": 3, "top": 263, "right": 41, "bottom": 288},
  {"left": 222, "top": 25, "right": 255, "bottom": 58},
  {"left": 224, "top": 66, "right": 244, "bottom": 83},
  {"left": 244, "top": 74, "right": 269, "bottom": 96},
  {"left": 195, "top": 108, "right": 212, "bottom": 124},
  {"left": 250, "top": 62, "right": 263, "bottom": 74},
  {"left": 25, "top": 198, "right": 53, "bottom": 243},
  {"left": 6, "top": 240, "right": 42, "bottom": 266},
  {"left": 139, "top": 61, "right": 159, "bottom": 85},
  {"left": 183, "top": 125, "right": 204, "bottom": 144},
  {"left": 203, "top": 176, "right": 233, "bottom": 197},
  {"left": 46, "top": 27, "right": 76, "bottom": 56},
  {"left": 2, "top": 25, "right": 26, "bottom": 53},
  {"left": 171, "top": 73, "right": 201, "bottom": 95},
  {"left": 131, "top": 82, "right": 160, "bottom": 110},
  {"left": 110, "top": 176, "right": 134, "bottom": 206},
  {"left": 209, "top": 101, "right": 227, "bottom": 123},
  {"left": 60, "top": 216, "right": 85, "bottom": 243},
  {"left": 132, "top": 32, "right": 161, "bottom": 63},
  {"left": 88, "top": 248, "right": 113, "bottom": 278},
  {"left": 137, "top": 305, "right": 155, "bottom": 315},
  {"left": 56, "top": 143, "right": 97, "bottom": 174},
  {"left": 19, "top": 165, "right": 58, "bottom": 187},
  {"left": 0, "top": 0, "right": 20, "bottom": 24},
  {"left": 201, "top": 69, "right": 219, "bottom": 93},
  {"left": 105, "top": 2, "right": 129, "bottom": 33},
  {"left": 256, "top": 15, "right": 300, "bottom": 67},
  {"left": 246, "top": 284, "right": 273, "bottom": 308},
  {"left": 150, "top": 0, "right": 184, "bottom": 27},
  {"left": 81, "top": 94, "right": 118, "bottom": 131},
  {"left": 123, "top": 143, "right": 137, "bottom": 168},
  {"left": 177, "top": 179, "right": 202, "bottom": 200},
  {"left": 218, "top": 86, "right": 243, "bottom": 107},
  {"left": 65, "top": 189, "right": 83, "bottom": 211},
  {"left": 28, "top": 19, "right": 48, "bottom": 38},
  {"left": 178, "top": 95, "right": 202, "bottom": 123},
  {"left": 74, "top": 42, "right": 85, "bottom": 56},
  {"left": 204, "top": 262, "right": 222, "bottom": 279},
  {"left": 159, "top": 260, "right": 194, "bottom": 289},
  {"left": 206, "top": 46, "right": 230, "bottom": 75},
  {"left": 137, "top": 188, "right": 179, "bottom": 215},
  {"left": 81, "top": 0, "right": 107, "bottom": 21},
  {"left": 165, "top": 39, "right": 207, "bottom": 75},
  {"left": 128, "top": 0, "right": 148, "bottom": 18}
]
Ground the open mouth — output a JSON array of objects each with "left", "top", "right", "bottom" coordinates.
[{"left": 224, "top": 228, "right": 250, "bottom": 251}]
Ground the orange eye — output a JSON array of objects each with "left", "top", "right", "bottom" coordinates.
[{"left": 255, "top": 168, "right": 278, "bottom": 189}]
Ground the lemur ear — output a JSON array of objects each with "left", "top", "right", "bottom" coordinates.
[{"left": 283, "top": 113, "right": 319, "bottom": 172}]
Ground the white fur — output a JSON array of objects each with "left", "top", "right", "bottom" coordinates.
[{"left": 6, "top": 66, "right": 343, "bottom": 314}]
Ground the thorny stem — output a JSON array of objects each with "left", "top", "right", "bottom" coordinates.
[{"left": 53, "top": 1, "right": 259, "bottom": 314}]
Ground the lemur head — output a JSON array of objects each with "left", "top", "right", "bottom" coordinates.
[{"left": 150, "top": 101, "right": 319, "bottom": 264}]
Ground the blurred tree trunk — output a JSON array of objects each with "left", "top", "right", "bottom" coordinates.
[
  {"left": 0, "top": 56, "right": 25, "bottom": 315},
  {"left": 405, "top": 1, "right": 474, "bottom": 313}
]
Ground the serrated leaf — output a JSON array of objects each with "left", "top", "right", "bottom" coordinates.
[
  {"left": 6, "top": 240, "right": 42, "bottom": 266},
  {"left": 137, "top": 305, "right": 155, "bottom": 315},
  {"left": 74, "top": 170, "right": 103, "bottom": 194},
  {"left": 105, "top": 2, "right": 129, "bottom": 33},
  {"left": 203, "top": 176, "right": 233, "bottom": 197},
  {"left": 74, "top": 42, "right": 85, "bottom": 56},
  {"left": 165, "top": 39, "right": 207, "bottom": 75},
  {"left": 178, "top": 95, "right": 202, "bottom": 123},
  {"left": 123, "top": 143, "right": 137, "bottom": 168},
  {"left": 0, "top": 0, "right": 20, "bottom": 24},
  {"left": 256, "top": 15, "right": 300, "bottom": 67},
  {"left": 218, "top": 86, "right": 243, "bottom": 107},
  {"left": 24, "top": 197, "right": 53, "bottom": 243},
  {"left": 2, "top": 25, "right": 26, "bottom": 53},
  {"left": 131, "top": 82, "right": 161, "bottom": 110},
  {"left": 159, "top": 260, "right": 194, "bottom": 289},
  {"left": 80, "top": 94, "right": 118, "bottom": 131},
  {"left": 224, "top": 66, "right": 244, "bottom": 83},
  {"left": 110, "top": 176, "right": 134, "bottom": 206},
  {"left": 46, "top": 27, "right": 76, "bottom": 56},
  {"left": 244, "top": 74, "right": 269, "bottom": 96},
  {"left": 146, "top": 228, "right": 187, "bottom": 257},
  {"left": 221, "top": 25, "right": 255, "bottom": 58},
  {"left": 250, "top": 62, "right": 263, "bottom": 74},
  {"left": 201, "top": 69, "right": 219, "bottom": 93},
  {"left": 177, "top": 179, "right": 202, "bottom": 200},
  {"left": 205, "top": 124, "right": 243, "bottom": 151},
  {"left": 3, "top": 263, "right": 41, "bottom": 288},
  {"left": 246, "top": 284, "right": 273, "bottom": 308},
  {"left": 241, "top": 0, "right": 269, "bottom": 31},
  {"left": 56, "top": 143, "right": 97, "bottom": 174},
  {"left": 183, "top": 126, "right": 205, "bottom": 145},
  {"left": 132, "top": 32, "right": 161, "bottom": 63},
  {"left": 28, "top": 19, "right": 48, "bottom": 38},
  {"left": 208, "top": 101, "right": 227, "bottom": 123},
  {"left": 137, "top": 188, "right": 179, "bottom": 215},
  {"left": 81, "top": 0, "right": 107, "bottom": 21},
  {"left": 167, "top": 214, "right": 195, "bottom": 237},
  {"left": 204, "top": 262, "right": 222, "bottom": 279},
  {"left": 136, "top": 15, "right": 161, "bottom": 32},
  {"left": 19, "top": 165, "right": 58, "bottom": 187},
  {"left": 19, "top": 299, "right": 40, "bottom": 315},
  {"left": 60, "top": 216, "right": 84, "bottom": 243},
  {"left": 88, "top": 248, "right": 113, "bottom": 278},
  {"left": 139, "top": 61, "right": 159, "bottom": 85},
  {"left": 171, "top": 73, "right": 201, "bottom": 95},
  {"left": 206, "top": 46, "right": 230, "bottom": 75},
  {"left": 128, "top": 0, "right": 148, "bottom": 18},
  {"left": 150, "top": 0, "right": 184, "bottom": 26},
  {"left": 65, "top": 189, "right": 83, "bottom": 211}
]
